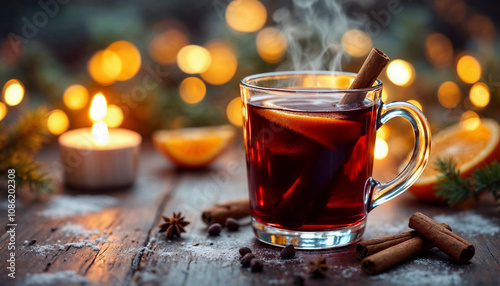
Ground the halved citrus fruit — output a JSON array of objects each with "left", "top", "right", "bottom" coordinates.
[
  {"left": 153, "top": 125, "right": 235, "bottom": 168},
  {"left": 409, "top": 118, "right": 500, "bottom": 202}
]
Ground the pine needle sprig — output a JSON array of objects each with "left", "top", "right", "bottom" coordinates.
[
  {"left": 0, "top": 106, "right": 50, "bottom": 159},
  {"left": 0, "top": 107, "right": 53, "bottom": 195},
  {"left": 434, "top": 157, "right": 500, "bottom": 208}
]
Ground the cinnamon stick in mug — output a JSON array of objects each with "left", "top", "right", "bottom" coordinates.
[
  {"left": 409, "top": 212, "right": 475, "bottom": 264},
  {"left": 339, "top": 48, "right": 390, "bottom": 105}
]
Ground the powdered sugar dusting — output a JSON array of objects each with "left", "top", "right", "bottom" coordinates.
[
  {"left": 24, "top": 270, "right": 89, "bottom": 285},
  {"left": 60, "top": 222, "right": 100, "bottom": 238},
  {"left": 433, "top": 211, "right": 500, "bottom": 236},
  {"left": 369, "top": 221, "right": 409, "bottom": 236},
  {"left": 25, "top": 223, "right": 109, "bottom": 256},
  {"left": 371, "top": 257, "right": 465, "bottom": 285},
  {"left": 39, "top": 195, "right": 117, "bottom": 219}
]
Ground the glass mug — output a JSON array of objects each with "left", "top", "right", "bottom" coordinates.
[{"left": 240, "top": 71, "right": 431, "bottom": 249}]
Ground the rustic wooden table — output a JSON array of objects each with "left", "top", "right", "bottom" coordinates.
[{"left": 1, "top": 142, "right": 499, "bottom": 286}]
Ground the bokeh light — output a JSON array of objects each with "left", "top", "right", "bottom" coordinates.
[
  {"left": 466, "top": 14, "right": 496, "bottom": 41},
  {"left": 341, "top": 29, "right": 372, "bottom": 58},
  {"left": 437, "top": 81, "right": 461, "bottom": 109},
  {"left": 63, "top": 85, "right": 89, "bottom": 110},
  {"left": 104, "top": 104, "right": 124, "bottom": 128},
  {"left": 460, "top": 111, "right": 480, "bottom": 130},
  {"left": 376, "top": 125, "right": 390, "bottom": 140},
  {"left": 457, "top": 55, "right": 481, "bottom": 84},
  {"left": 3, "top": 79, "right": 24, "bottom": 106},
  {"left": 201, "top": 42, "right": 238, "bottom": 85},
  {"left": 89, "top": 93, "right": 107, "bottom": 122},
  {"left": 425, "top": 33, "right": 453, "bottom": 68},
  {"left": 47, "top": 109, "right": 69, "bottom": 135},
  {"left": 225, "top": 0, "right": 267, "bottom": 33},
  {"left": 149, "top": 29, "right": 189, "bottom": 65},
  {"left": 256, "top": 28, "right": 288, "bottom": 63},
  {"left": 0, "top": 102, "right": 6, "bottom": 121},
  {"left": 433, "top": 0, "right": 466, "bottom": 25},
  {"left": 88, "top": 50, "right": 118, "bottom": 85},
  {"left": 374, "top": 138, "right": 389, "bottom": 160},
  {"left": 381, "top": 88, "right": 389, "bottom": 102},
  {"left": 179, "top": 77, "right": 206, "bottom": 104},
  {"left": 177, "top": 45, "right": 212, "bottom": 74},
  {"left": 226, "top": 97, "right": 242, "bottom": 126},
  {"left": 107, "top": 41, "right": 141, "bottom": 81},
  {"left": 101, "top": 50, "right": 122, "bottom": 80},
  {"left": 407, "top": 99, "right": 423, "bottom": 111},
  {"left": 469, "top": 82, "right": 490, "bottom": 108},
  {"left": 386, "top": 60, "right": 415, "bottom": 87}
]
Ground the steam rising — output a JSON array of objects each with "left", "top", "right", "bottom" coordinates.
[{"left": 274, "top": 0, "right": 364, "bottom": 71}]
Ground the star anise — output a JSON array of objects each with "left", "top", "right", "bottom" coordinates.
[
  {"left": 308, "top": 255, "right": 329, "bottom": 278},
  {"left": 158, "top": 212, "right": 190, "bottom": 238}
]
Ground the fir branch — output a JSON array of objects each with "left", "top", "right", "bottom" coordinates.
[
  {"left": 0, "top": 107, "right": 53, "bottom": 195},
  {"left": 0, "top": 106, "right": 50, "bottom": 159},
  {"left": 7, "top": 154, "right": 53, "bottom": 195},
  {"left": 434, "top": 157, "right": 500, "bottom": 207}
]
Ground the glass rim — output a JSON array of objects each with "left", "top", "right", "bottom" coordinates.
[{"left": 240, "top": 71, "right": 383, "bottom": 94}]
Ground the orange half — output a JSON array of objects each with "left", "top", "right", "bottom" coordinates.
[
  {"left": 409, "top": 118, "right": 500, "bottom": 202},
  {"left": 153, "top": 125, "right": 235, "bottom": 168}
]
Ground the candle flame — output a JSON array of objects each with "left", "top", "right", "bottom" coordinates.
[
  {"left": 91, "top": 120, "right": 109, "bottom": 146},
  {"left": 89, "top": 93, "right": 107, "bottom": 122}
]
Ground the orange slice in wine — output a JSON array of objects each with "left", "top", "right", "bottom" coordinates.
[{"left": 254, "top": 108, "right": 365, "bottom": 149}]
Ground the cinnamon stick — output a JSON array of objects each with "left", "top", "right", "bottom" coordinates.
[
  {"left": 360, "top": 223, "right": 452, "bottom": 274},
  {"left": 201, "top": 199, "right": 250, "bottom": 225},
  {"left": 356, "top": 223, "right": 450, "bottom": 259},
  {"left": 409, "top": 212, "right": 475, "bottom": 264},
  {"left": 339, "top": 47, "right": 390, "bottom": 105},
  {"left": 356, "top": 231, "right": 416, "bottom": 260}
]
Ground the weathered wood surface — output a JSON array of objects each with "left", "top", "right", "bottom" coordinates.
[{"left": 1, "top": 143, "right": 499, "bottom": 286}]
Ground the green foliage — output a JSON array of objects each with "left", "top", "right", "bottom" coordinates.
[
  {"left": 434, "top": 157, "right": 500, "bottom": 208},
  {"left": 0, "top": 107, "right": 53, "bottom": 195}
]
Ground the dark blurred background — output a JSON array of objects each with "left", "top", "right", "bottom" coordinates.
[{"left": 0, "top": 0, "right": 499, "bottom": 161}]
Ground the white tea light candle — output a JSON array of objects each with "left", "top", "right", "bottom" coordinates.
[{"left": 59, "top": 127, "right": 141, "bottom": 189}]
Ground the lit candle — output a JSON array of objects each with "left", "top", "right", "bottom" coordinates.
[{"left": 59, "top": 93, "right": 141, "bottom": 189}]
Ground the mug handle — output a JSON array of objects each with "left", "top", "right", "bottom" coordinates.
[{"left": 368, "top": 101, "right": 431, "bottom": 211}]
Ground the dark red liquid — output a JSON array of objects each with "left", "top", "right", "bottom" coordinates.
[{"left": 244, "top": 95, "right": 378, "bottom": 230}]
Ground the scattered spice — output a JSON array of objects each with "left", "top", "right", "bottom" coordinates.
[
  {"left": 29, "top": 239, "right": 37, "bottom": 245},
  {"left": 280, "top": 244, "right": 295, "bottom": 259},
  {"left": 207, "top": 223, "right": 222, "bottom": 236},
  {"left": 239, "top": 247, "right": 252, "bottom": 257},
  {"left": 240, "top": 253, "right": 255, "bottom": 267},
  {"left": 225, "top": 217, "right": 240, "bottom": 231},
  {"left": 158, "top": 212, "right": 190, "bottom": 239},
  {"left": 308, "top": 256, "right": 329, "bottom": 278},
  {"left": 193, "top": 243, "right": 200, "bottom": 246},
  {"left": 250, "top": 259, "right": 264, "bottom": 272}
]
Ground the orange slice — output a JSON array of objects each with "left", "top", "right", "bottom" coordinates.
[
  {"left": 153, "top": 125, "right": 235, "bottom": 168},
  {"left": 254, "top": 108, "right": 364, "bottom": 149},
  {"left": 409, "top": 118, "right": 500, "bottom": 202}
]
